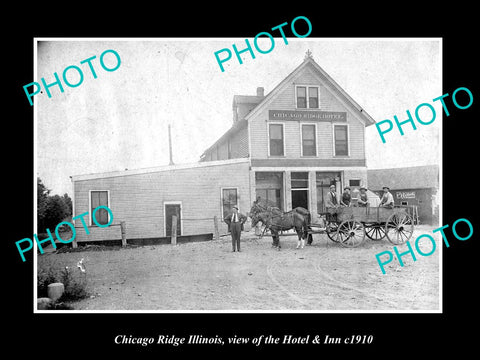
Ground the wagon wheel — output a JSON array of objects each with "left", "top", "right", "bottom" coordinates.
[
  {"left": 337, "top": 220, "right": 365, "bottom": 248},
  {"left": 365, "top": 223, "right": 386, "bottom": 241},
  {"left": 325, "top": 221, "right": 343, "bottom": 243},
  {"left": 385, "top": 213, "right": 414, "bottom": 245}
]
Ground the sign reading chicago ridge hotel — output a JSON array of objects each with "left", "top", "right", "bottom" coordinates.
[{"left": 269, "top": 109, "right": 347, "bottom": 121}]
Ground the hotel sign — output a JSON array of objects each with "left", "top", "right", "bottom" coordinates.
[{"left": 269, "top": 110, "right": 347, "bottom": 121}]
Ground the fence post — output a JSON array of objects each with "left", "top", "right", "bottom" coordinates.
[
  {"left": 171, "top": 215, "right": 177, "bottom": 245},
  {"left": 214, "top": 216, "right": 219, "bottom": 241},
  {"left": 120, "top": 221, "right": 127, "bottom": 247}
]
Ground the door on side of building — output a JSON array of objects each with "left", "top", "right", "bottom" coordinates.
[
  {"left": 165, "top": 203, "right": 182, "bottom": 237},
  {"left": 291, "top": 172, "right": 309, "bottom": 210}
]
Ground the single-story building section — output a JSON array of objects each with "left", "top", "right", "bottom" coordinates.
[
  {"left": 368, "top": 165, "right": 439, "bottom": 225},
  {"left": 71, "top": 158, "right": 251, "bottom": 244}
]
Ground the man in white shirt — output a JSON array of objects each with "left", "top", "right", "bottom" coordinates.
[
  {"left": 224, "top": 206, "right": 247, "bottom": 252},
  {"left": 326, "top": 184, "right": 339, "bottom": 208},
  {"left": 379, "top": 186, "right": 394, "bottom": 209}
]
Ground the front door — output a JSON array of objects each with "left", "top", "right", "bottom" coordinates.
[
  {"left": 291, "top": 189, "right": 309, "bottom": 210},
  {"left": 165, "top": 204, "right": 181, "bottom": 237},
  {"left": 291, "top": 172, "right": 309, "bottom": 210}
]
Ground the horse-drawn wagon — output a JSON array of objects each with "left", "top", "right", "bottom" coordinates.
[
  {"left": 249, "top": 198, "right": 414, "bottom": 249},
  {"left": 320, "top": 206, "right": 414, "bottom": 248}
]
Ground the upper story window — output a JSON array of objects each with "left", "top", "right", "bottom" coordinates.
[
  {"left": 301, "top": 124, "right": 317, "bottom": 156},
  {"left": 296, "top": 85, "right": 319, "bottom": 109},
  {"left": 268, "top": 123, "right": 284, "bottom": 156},
  {"left": 334, "top": 124, "right": 349, "bottom": 156}
]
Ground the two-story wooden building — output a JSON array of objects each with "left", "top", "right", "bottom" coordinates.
[
  {"left": 201, "top": 53, "right": 375, "bottom": 221},
  {"left": 70, "top": 53, "right": 375, "bottom": 244}
]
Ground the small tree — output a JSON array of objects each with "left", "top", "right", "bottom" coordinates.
[{"left": 37, "top": 178, "right": 73, "bottom": 233}]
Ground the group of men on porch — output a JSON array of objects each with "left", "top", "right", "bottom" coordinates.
[{"left": 326, "top": 184, "right": 394, "bottom": 209}]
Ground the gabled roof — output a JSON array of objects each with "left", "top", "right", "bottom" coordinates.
[
  {"left": 368, "top": 165, "right": 439, "bottom": 190},
  {"left": 200, "top": 55, "right": 376, "bottom": 158},
  {"left": 244, "top": 56, "right": 376, "bottom": 126}
]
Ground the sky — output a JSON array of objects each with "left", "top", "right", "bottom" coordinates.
[{"left": 36, "top": 38, "right": 441, "bottom": 196}]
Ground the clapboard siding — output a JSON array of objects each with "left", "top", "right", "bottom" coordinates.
[
  {"left": 230, "top": 126, "right": 249, "bottom": 158},
  {"left": 203, "top": 125, "right": 249, "bottom": 161},
  {"left": 249, "top": 63, "right": 366, "bottom": 160},
  {"left": 73, "top": 160, "right": 251, "bottom": 242}
]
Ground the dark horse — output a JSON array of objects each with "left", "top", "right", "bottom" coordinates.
[{"left": 249, "top": 199, "right": 311, "bottom": 250}]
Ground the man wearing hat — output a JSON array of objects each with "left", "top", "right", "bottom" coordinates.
[
  {"left": 341, "top": 186, "right": 351, "bottom": 207},
  {"left": 379, "top": 186, "right": 394, "bottom": 209},
  {"left": 326, "top": 184, "right": 339, "bottom": 208},
  {"left": 357, "top": 187, "right": 369, "bottom": 207},
  {"left": 224, "top": 205, "right": 247, "bottom": 252}
]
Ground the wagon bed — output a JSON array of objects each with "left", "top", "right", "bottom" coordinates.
[{"left": 316, "top": 206, "right": 414, "bottom": 248}]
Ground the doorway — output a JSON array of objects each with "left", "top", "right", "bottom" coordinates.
[
  {"left": 291, "top": 172, "right": 309, "bottom": 210},
  {"left": 164, "top": 202, "right": 182, "bottom": 237},
  {"left": 292, "top": 189, "right": 308, "bottom": 209}
]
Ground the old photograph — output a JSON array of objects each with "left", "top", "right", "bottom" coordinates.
[{"left": 34, "top": 38, "right": 441, "bottom": 312}]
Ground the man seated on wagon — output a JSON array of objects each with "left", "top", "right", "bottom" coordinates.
[
  {"left": 357, "top": 187, "right": 369, "bottom": 207},
  {"left": 379, "top": 186, "right": 394, "bottom": 209},
  {"left": 340, "top": 186, "right": 351, "bottom": 207},
  {"left": 325, "top": 184, "right": 339, "bottom": 208}
]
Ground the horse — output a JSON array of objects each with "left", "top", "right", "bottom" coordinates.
[{"left": 249, "top": 200, "right": 311, "bottom": 250}]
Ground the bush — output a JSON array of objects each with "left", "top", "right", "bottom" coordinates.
[
  {"left": 37, "top": 266, "right": 59, "bottom": 298},
  {"left": 59, "top": 266, "right": 88, "bottom": 301},
  {"left": 37, "top": 260, "right": 89, "bottom": 302}
]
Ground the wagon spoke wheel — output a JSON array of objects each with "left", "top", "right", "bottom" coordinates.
[
  {"left": 365, "top": 223, "right": 386, "bottom": 241},
  {"left": 337, "top": 220, "right": 365, "bottom": 248},
  {"left": 385, "top": 213, "right": 414, "bottom": 245},
  {"left": 326, "top": 221, "right": 343, "bottom": 243}
]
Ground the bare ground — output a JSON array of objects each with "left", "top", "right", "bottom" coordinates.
[{"left": 37, "top": 225, "right": 440, "bottom": 311}]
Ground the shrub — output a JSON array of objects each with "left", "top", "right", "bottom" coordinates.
[
  {"left": 37, "top": 259, "right": 89, "bottom": 302},
  {"left": 59, "top": 266, "right": 88, "bottom": 301},
  {"left": 37, "top": 266, "right": 59, "bottom": 298}
]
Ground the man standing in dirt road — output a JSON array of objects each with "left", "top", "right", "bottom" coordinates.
[{"left": 224, "top": 206, "right": 247, "bottom": 252}]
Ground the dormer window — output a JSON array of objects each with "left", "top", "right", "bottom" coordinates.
[{"left": 296, "top": 85, "right": 319, "bottom": 109}]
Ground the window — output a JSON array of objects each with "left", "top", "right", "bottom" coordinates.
[
  {"left": 291, "top": 172, "right": 309, "bottom": 189},
  {"left": 334, "top": 124, "right": 349, "bottom": 156},
  {"left": 269, "top": 123, "right": 284, "bottom": 156},
  {"left": 349, "top": 179, "right": 361, "bottom": 187},
  {"left": 301, "top": 124, "right": 316, "bottom": 156},
  {"left": 309, "top": 87, "right": 319, "bottom": 108},
  {"left": 256, "top": 189, "right": 281, "bottom": 209},
  {"left": 296, "top": 85, "right": 319, "bottom": 109},
  {"left": 222, "top": 188, "right": 238, "bottom": 219},
  {"left": 90, "top": 190, "right": 109, "bottom": 226},
  {"left": 255, "top": 172, "right": 283, "bottom": 210},
  {"left": 297, "top": 86, "right": 307, "bottom": 108}
]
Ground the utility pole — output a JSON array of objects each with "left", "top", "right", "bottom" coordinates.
[{"left": 168, "top": 124, "right": 174, "bottom": 165}]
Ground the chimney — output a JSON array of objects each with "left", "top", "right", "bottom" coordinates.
[{"left": 256, "top": 87, "right": 264, "bottom": 97}]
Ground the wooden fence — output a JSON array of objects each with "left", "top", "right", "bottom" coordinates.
[{"left": 71, "top": 217, "right": 222, "bottom": 248}]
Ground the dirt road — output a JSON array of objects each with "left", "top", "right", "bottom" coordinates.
[{"left": 37, "top": 225, "right": 440, "bottom": 311}]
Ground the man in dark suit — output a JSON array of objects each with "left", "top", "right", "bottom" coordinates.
[
  {"left": 341, "top": 186, "right": 351, "bottom": 207},
  {"left": 224, "top": 205, "right": 247, "bottom": 252}
]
